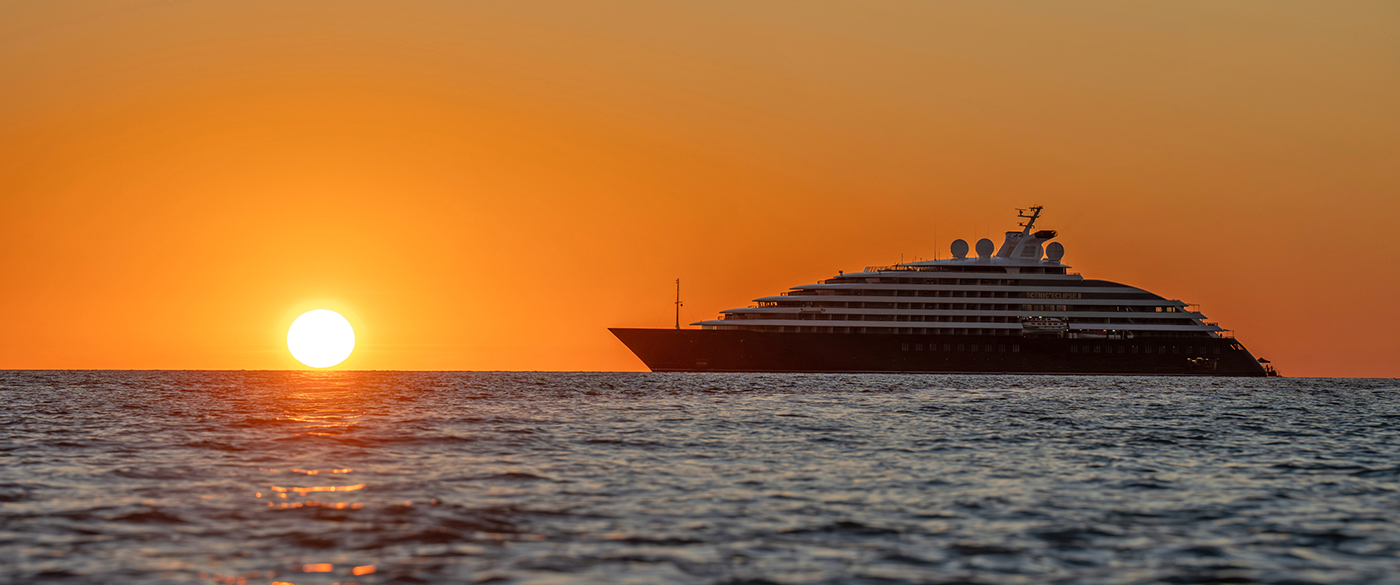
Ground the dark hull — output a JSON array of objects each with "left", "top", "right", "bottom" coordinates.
[{"left": 610, "top": 328, "right": 1269, "bottom": 376}]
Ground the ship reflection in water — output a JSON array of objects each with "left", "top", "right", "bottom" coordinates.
[{"left": 2, "top": 371, "right": 1398, "bottom": 584}]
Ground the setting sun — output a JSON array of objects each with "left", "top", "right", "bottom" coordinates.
[{"left": 287, "top": 310, "right": 355, "bottom": 368}]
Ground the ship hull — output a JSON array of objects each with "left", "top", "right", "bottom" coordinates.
[{"left": 610, "top": 328, "right": 1269, "bottom": 376}]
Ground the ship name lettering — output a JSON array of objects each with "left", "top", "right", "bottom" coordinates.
[{"left": 1026, "top": 292, "right": 1081, "bottom": 299}]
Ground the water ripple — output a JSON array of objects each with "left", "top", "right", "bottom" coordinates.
[{"left": 0, "top": 372, "right": 1397, "bottom": 584}]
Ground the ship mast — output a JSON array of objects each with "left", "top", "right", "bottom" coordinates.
[
  {"left": 675, "top": 278, "right": 683, "bottom": 329},
  {"left": 1016, "top": 205, "right": 1043, "bottom": 235}
]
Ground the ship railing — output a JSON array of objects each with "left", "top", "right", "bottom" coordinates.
[
  {"left": 864, "top": 265, "right": 921, "bottom": 272},
  {"left": 1214, "top": 329, "right": 1235, "bottom": 339},
  {"left": 1066, "top": 330, "right": 1135, "bottom": 340},
  {"left": 866, "top": 263, "right": 988, "bottom": 273}
]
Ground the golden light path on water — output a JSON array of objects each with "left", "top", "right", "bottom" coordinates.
[{"left": 249, "top": 373, "right": 379, "bottom": 584}]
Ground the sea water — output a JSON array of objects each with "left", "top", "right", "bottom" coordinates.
[{"left": 1, "top": 371, "right": 1397, "bottom": 584}]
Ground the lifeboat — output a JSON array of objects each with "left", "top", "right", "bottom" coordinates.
[{"left": 1020, "top": 317, "right": 1068, "bottom": 334}]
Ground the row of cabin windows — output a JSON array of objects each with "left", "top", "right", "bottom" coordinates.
[
  {"left": 807, "top": 289, "right": 1018, "bottom": 298},
  {"left": 817, "top": 284, "right": 1131, "bottom": 292},
  {"left": 1071, "top": 345, "right": 1223, "bottom": 355},
  {"left": 707, "top": 326, "right": 1021, "bottom": 335},
  {"left": 730, "top": 313, "right": 1020, "bottom": 323},
  {"left": 1023, "top": 305, "right": 1177, "bottom": 313},
  {"left": 880, "top": 314, "right": 1007, "bottom": 323},
  {"left": 834, "top": 278, "right": 1024, "bottom": 286},
  {"left": 823, "top": 272, "right": 1073, "bottom": 286},
  {"left": 802, "top": 290, "right": 1159, "bottom": 301},
  {"left": 766, "top": 301, "right": 1181, "bottom": 313},
  {"left": 1071, "top": 318, "right": 1199, "bottom": 325},
  {"left": 700, "top": 325, "right": 1217, "bottom": 339},
  {"left": 766, "top": 301, "right": 1024, "bottom": 310},
  {"left": 727, "top": 312, "right": 1198, "bottom": 326},
  {"left": 902, "top": 343, "right": 1020, "bottom": 352}
]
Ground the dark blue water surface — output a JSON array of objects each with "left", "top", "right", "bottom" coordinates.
[{"left": 1, "top": 372, "right": 1398, "bottom": 584}]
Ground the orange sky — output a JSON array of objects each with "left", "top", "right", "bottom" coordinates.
[{"left": 2, "top": 1, "right": 1396, "bottom": 376}]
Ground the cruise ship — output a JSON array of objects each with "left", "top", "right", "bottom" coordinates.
[{"left": 611, "top": 207, "right": 1272, "bottom": 376}]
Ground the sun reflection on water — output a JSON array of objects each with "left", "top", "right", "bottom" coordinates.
[
  {"left": 225, "top": 372, "right": 387, "bottom": 585},
  {"left": 269, "top": 483, "right": 365, "bottom": 495}
]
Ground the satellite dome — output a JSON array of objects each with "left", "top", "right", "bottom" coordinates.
[
  {"left": 950, "top": 239, "right": 969, "bottom": 259},
  {"left": 1046, "top": 241, "right": 1065, "bottom": 263},
  {"left": 975, "top": 238, "right": 994, "bottom": 258}
]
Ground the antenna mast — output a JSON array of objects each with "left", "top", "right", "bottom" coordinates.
[
  {"left": 675, "top": 278, "right": 683, "bottom": 330},
  {"left": 1017, "top": 205, "right": 1043, "bottom": 233}
]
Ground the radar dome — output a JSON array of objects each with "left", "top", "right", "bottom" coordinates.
[
  {"left": 975, "top": 238, "right": 994, "bottom": 258},
  {"left": 1046, "top": 241, "right": 1065, "bottom": 263},
  {"left": 950, "top": 239, "right": 969, "bottom": 259}
]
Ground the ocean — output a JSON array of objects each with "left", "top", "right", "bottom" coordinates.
[{"left": 1, "top": 371, "right": 1397, "bottom": 584}]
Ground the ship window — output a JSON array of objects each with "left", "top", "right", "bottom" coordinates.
[
  {"left": 1160, "top": 346, "right": 1166, "bottom": 354},
  {"left": 944, "top": 344, "right": 951, "bottom": 351},
  {"left": 915, "top": 343, "right": 923, "bottom": 351},
  {"left": 1118, "top": 346, "right": 1125, "bottom": 354},
  {"left": 1094, "top": 346, "right": 1101, "bottom": 353},
  {"left": 1144, "top": 346, "right": 1151, "bottom": 354},
  {"left": 1132, "top": 346, "right": 1139, "bottom": 354},
  {"left": 1071, "top": 345, "right": 1078, "bottom": 353},
  {"left": 957, "top": 344, "right": 965, "bottom": 351},
  {"left": 1213, "top": 347, "right": 1220, "bottom": 355},
  {"left": 1186, "top": 346, "right": 1193, "bottom": 354},
  {"left": 1013, "top": 345, "right": 1020, "bottom": 352},
  {"left": 971, "top": 344, "right": 978, "bottom": 352},
  {"left": 998, "top": 345, "right": 1005, "bottom": 352},
  {"left": 1172, "top": 346, "right": 1179, "bottom": 354},
  {"left": 985, "top": 345, "right": 993, "bottom": 352}
]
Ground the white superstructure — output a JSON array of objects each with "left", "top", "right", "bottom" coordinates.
[{"left": 695, "top": 207, "right": 1229, "bottom": 340}]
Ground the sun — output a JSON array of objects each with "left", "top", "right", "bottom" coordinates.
[{"left": 287, "top": 309, "right": 356, "bottom": 368}]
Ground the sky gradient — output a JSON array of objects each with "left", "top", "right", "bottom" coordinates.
[{"left": 2, "top": 1, "right": 1397, "bottom": 376}]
